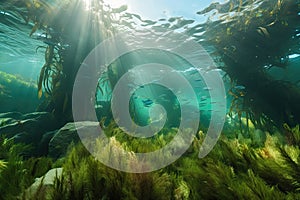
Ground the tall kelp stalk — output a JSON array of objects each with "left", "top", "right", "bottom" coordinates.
[
  {"left": 1, "top": 0, "right": 119, "bottom": 125},
  {"left": 199, "top": 0, "right": 300, "bottom": 131}
]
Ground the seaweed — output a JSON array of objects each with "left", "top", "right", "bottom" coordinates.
[
  {"left": 1, "top": 124, "right": 300, "bottom": 199},
  {"left": 198, "top": 0, "right": 300, "bottom": 130},
  {"left": 0, "top": 71, "right": 40, "bottom": 113},
  {"left": 0, "top": 0, "right": 123, "bottom": 125},
  {"left": 0, "top": 136, "right": 53, "bottom": 199},
  {"left": 1, "top": 0, "right": 300, "bottom": 199}
]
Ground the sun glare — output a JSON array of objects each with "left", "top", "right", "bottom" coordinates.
[
  {"left": 82, "top": 0, "right": 127, "bottom": 10},
  {"left": 103, "top": 0, "right": 128, "bottom": 8},
  {"left": 82, "top": 0, "right": 92, "bottom": 9}
]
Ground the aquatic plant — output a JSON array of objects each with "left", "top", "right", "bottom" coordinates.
[
  {"left": 45, "top": 143, "right": 179, "bottom": 200},
  {"left": 0, "top": 71, "right": 40, "bottom": 113},
  {"left": 283, "top": 123, "right": 300, "bottom": 145},
  {"left": 1, "top": 123, "right": 300, "bottom": 199},
  {"left": 1, "top": 0, "right": 124, "bottom": 125},
  {"left": 3, "top": 0, "right": 299, "bottom": 132},
  {"left": 198, "top": 0, "right": 300, "bottom": 130},
  {"left": 0, "top": 136, "right": 53, "bottom": 200},
  {"left": 0, "top": 160, "right": 7, "bottom": 171}
]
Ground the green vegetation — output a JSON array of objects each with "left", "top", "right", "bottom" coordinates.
[
  {"left": 0, "top": 136, "right": 53, "bottom": 199},
  {"left": 2, "top": 0, "right": 300, "bottom": 129},
  {"left": 199, "top": 0, "right": 300, "bottom": 130},
  {"left": 1, "top": 0, "right": 300, "bottom": 199},
  {"left": 0, "top": 71, "right": 40, "bottom": 113},
  {"left": 0, "top": 124, "right": 299, "bottom": 199},
  {"left": 1, "top": 0, "right": 121, "bottom": 125}
]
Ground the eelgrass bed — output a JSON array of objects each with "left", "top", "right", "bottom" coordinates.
[{"left": 1, "top": 124, "right": 300, "bottom": 200}]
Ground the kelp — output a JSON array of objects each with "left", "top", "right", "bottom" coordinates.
[
  {"left": 0, "top": 0, "right": 125, "bottom": 125},
  {"left": 3, "top": 0, "right": 299, "bottom": 130},
  {"left": 197, "top": 0, "right": 300, "bottom": 130}
]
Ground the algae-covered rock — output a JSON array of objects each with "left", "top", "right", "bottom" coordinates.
[
  {"left": 48, "top": 122, "right": 80, "bottom": 159},
  {"left": 0, "top": 112, "right": 57, "bottom": 137},
  {"left": 38, "top": 130, "right": 58, "bottom": 156},
  {"left": 48, "top": 121, "right": 100, "bottom": 159},
  {"left": 0, "top": 112, "right": 23, "bottom": 119},
  {"left": 0, "top": 112, "right": 59, "bottom": 156}
]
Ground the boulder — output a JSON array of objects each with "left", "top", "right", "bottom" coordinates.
[
  {"left": 38, "top": 130, "right": 58, "bottom": 156},
  {"left": 48, "top": 123, "right": 80, "bottom": 159},
  {"left": 0, "top": 112, "right": 58, "bottom": 137},
  {"left": 0, "top": 112, "right": 60, "bottom": 156},
  {"left": 24, "top": 168, "right": 63, "bottom": 199},
  {"left": 48, "top": 121, "right": 99, "bottom": 159},
  {"left": 0, "top": 112, "right": 23, "bottom": 120}
]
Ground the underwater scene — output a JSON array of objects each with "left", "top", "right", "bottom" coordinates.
[{"left": 0, "top": 0, "right": 300, "bottom": 199}]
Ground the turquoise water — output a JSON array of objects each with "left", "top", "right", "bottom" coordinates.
[
  {"left": 1, "top": 0, "right": 300, "bottom": 199},
  {"left": 0, "top": 10, "right": 44, "bottom": 80},
  {"left": 1, "top": 0, "right": 299, "bottom": 127}
]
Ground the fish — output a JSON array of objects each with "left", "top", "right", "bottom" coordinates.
[
  {"left": 234, "top": 85, "right": 246, "bottom": 90},
  {"left": 158, "top": 94, "right": 167, "bottom": 98},
  {"left": 200, "top": 96, "right": 208, "bottom": 101},
  {"left": 189, "top": 70, "right": 199, "bottom": 75},
  {"left": 257, "top": 27, "right": 270, "bottom": 38},
  {"left": 203, "top": 87, "right": 212, "bottom": 91},
  {"left": 142, "top": 99, "right": 153, "bottom": 107}
]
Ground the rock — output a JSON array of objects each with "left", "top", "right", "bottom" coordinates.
[
  {"left": 38, "top": 130, "right": 58, "bottom": 156},
  {"left": 24, "top": 168, "right": 63, "bottom": 199},
  {"left": 0, "top": 112, "right": 24, "bottom": 127},
  {"left": 0, "top": 117, "right": 17, "bottom": 127},
  {"left": 0, "top": 112, "right": 60, "bottom": 156},
  {"left": 0, "top": 112, "right": 58, "bottom": 137},
  {"left": 33, "top": 168, "right": 63, "bottom": 186},
  {"left": 0, "top": 119, "right": 40, "bottom": 138},
  {"left": 0, "top": 112, "right": 23, "bottom": 119},
  {"left": 48, "top": 123, "right": 80, "bottom": 159},
  {"left": 48, "top": 121, "right": 99, "bottom": 159}
]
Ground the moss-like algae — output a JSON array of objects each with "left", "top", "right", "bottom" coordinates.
[{"left": 0, "top": 124, "right": 300, "bottom": 199}]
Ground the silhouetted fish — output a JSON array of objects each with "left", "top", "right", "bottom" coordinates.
[{"left": 142, "top": 99, "right": 153, "bottom": 107}]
